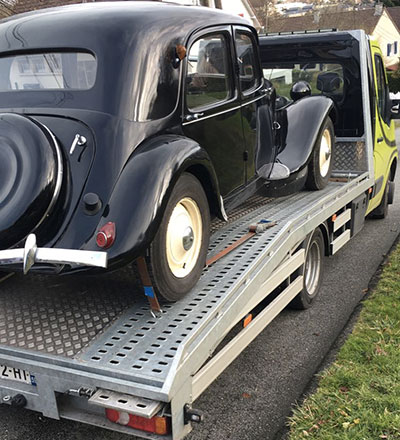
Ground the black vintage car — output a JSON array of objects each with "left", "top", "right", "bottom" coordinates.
[{"left": 0, "top": 2, "right": 335, "bottom": 301}]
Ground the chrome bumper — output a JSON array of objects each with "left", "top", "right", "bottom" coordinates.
[{"left": 0, "top": 234, "right": 107, "bottom": 274}]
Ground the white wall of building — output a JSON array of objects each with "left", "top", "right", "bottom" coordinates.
[
  {"left": 372, "top": 10, "right": 400, "bottom": 68},
  {"left": 220, "top": 0, "right": 254, "bottom": 24}
]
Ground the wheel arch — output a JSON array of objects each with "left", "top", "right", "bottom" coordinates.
[
  {"left": 276, "top": 95, "right": 334, "bottom": 174},
  {"left": 84, "top": 135, "right": 222, "bottom": 269},
  {"left": 185, "top": 163, "right": 221, "bottom": 219},
  {"left": 318, "top": 222, "right": 330, "bottom": 257},
  {"left": 390, "top": 156, "right": 397, "bottom": 181}
]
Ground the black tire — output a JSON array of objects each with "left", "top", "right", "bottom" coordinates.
[
  {"left": 290, "top": 228, "right": 325, "bottom": 310},
  {"left": 388, "top": 180, "right": 395, "bottom": 205},
  {"left": 145, "top": 173, "right": 210, "bottom": 302},
  {"left": 369, "top": 180, "right": 389, "bottom": 219},
  {"left": 305, "top": 117, "right": 334, "bottom": 190}
]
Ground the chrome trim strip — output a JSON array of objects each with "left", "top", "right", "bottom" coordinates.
[
  {"left": 182, "top": 95, "right": 265, "bottom": 126},
  {"left": 0, "top": 234, "right": 107, "bottom": 272},
  {"left": 34, "top": 122, "right": 64, "bottom": 230}
]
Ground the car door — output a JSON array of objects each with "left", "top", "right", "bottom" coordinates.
[
  {"left": 233, "top": 26, "right": 275, "bottom": 183},
  {"left": 369, "top": 43, "right": 397, "bottom": 212},
  {"left": 182, "top": 27, "right": 245, "bottom": 198}
]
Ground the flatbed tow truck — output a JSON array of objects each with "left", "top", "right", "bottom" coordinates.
[{"left": 0, "top": 29, "right": 398, "bottom": 440}]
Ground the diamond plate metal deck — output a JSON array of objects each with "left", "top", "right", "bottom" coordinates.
[
  {"left": 0, "top": 269, "right": 138, "bottom": 357},
  {"left": 334, "top": 139, "right": 368, "bottom": 173}
]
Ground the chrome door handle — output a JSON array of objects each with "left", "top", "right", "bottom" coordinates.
[
  {"left": 185, "top": 113, "right": 204, "bottom": 122},
  {"left": 377, "top": 137, "right": 384, "bottom": 143},
  {"left": 70, "top": 134, "right": 87, "bottom": 155}
]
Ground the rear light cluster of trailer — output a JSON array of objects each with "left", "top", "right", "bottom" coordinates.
[{"left": 105, "top": 408, "right": 170, "bottom": 435}]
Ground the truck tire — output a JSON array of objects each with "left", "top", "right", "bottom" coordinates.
[
  {"left": 145, "top": 173, "right": 210, "bottom": 302},
  {"left": 305, "top": 117, "right": 334, "bottom": 190},
  {"left": 290, "top": 228, "right": 325, "bottom": 310},
  {"left": 369, "top": 180, "right": 389, "bottom": 219},
  {"left": 388, "top": 180, "right": 395, "bottom": 205}
]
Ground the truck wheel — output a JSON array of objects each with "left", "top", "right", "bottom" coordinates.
[
  {"left": 147, "top": 173, "right": 210, "bottom": 302},
  {"left": 290, "top": 228, "right": 324, "bottom": 310},
  {"left": 305, "top": 117, "right": 334, "bottom": 190},
  {"left": 369, "top": 180, "right": 389, "bottom": 219}
]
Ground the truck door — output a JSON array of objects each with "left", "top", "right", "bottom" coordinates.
[
  {"left": 233, "top": 26, "right": 275, "bottom": 183},
  {"left": 369, "top": 44, "right": 397, "bottom": 212},
  {"left": 182, "top": 27, "right": 245, "bottom": 198}
]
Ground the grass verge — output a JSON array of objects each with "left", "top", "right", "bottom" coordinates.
[{"left": 287, "top": 242, "right": 400, "bottom": 440}]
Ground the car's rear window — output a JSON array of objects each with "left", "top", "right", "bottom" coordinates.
[{"left": 0, "top": 52, "right": 97, "bottom": 91}]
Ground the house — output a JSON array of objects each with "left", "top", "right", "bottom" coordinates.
[{"left": 259, "top": 5, "right": 400, "bottom": 69}]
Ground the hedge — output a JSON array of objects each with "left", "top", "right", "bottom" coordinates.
[{"left": 387, "top": 72, "right": 400, "bottom": 93}]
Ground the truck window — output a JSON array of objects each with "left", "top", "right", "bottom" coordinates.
[
  {"left": 186, "top": 34, "right": 233, "bottom": 110},
  {"left": 374, "top": 54, "right": 388, "bottom": 122},
  {"left": 263, "top": 63, "right": 344, "bottom": 99},
  {"left": 235, "top": 32, "right": 259, "bottom": 93}
]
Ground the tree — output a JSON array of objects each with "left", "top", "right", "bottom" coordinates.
[
  {"left": 254, "top": 0, "right": 278, "bottom": 31},
  {"left": 381, "top": 0, "right": 400, "bottom": 6}
]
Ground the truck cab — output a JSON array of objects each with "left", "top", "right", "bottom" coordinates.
[{"left": 368, "top": 39, "right": 397, "bottom": 216}]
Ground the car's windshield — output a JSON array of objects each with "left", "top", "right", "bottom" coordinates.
[{"left": 0, "top": 52, "right": 97, "bottom": 91}]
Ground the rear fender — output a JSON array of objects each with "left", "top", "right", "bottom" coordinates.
[
  {"left": 85, "top": 135, "right": 221, "bottom": 268},
  {"left": 276, "top": 96, "right": 334, "bottom": 173}
]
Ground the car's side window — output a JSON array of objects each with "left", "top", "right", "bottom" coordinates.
[
  {"left": 374, "top": 54, "right": 388, "bottom": 122},
  {"left": 235, "top": 32, "right": 259, "bottom": 94},
  {"left": 186, "top": 33, "right": 232, "bottom": 110}
]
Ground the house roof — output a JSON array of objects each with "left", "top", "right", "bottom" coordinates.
[
  {"left": 388, "top": 6, "right": 400, "bottom": 31},
  {"left": 265, "top": 8, "right": 382, "bottom": 34},
  {"left": 13, "top": 0, "right": 80, "bottom": 14}
]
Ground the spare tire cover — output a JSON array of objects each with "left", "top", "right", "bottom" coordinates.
[{"left": 0, "top": 113, "right": 61, "bottom": 249}]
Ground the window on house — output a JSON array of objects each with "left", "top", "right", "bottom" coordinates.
[
  {"left": 394, "top": 41, "right": 398, "bottom": 54},
  {"left": 387, "top": 43, "right": 392, "bottom": 56}
]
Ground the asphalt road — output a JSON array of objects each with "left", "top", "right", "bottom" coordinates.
[{"left": 1, "top": 142, "right": 400, "bottom": 440}]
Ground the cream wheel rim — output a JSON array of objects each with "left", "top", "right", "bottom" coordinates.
[
  {"left": 319, "top": 128, "right": 332, "bottom": 178},
  {"left": 166, "top": 197, "right": 203, "bottom": 278}
]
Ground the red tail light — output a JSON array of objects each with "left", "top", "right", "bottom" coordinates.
[
  {"left": 106, "top": 408, "right": 170, "bottom": 435},
  {"left": 96, "top": 222, "right": 116, "bottom": 249}
]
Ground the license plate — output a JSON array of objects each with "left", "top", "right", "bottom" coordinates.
[{"left": 0, "top": 364, "right": 36, "bottom": 386}]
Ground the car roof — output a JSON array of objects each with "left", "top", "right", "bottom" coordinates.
[{"left": 0, "top": 1, "right": 250, "bottom": 54}]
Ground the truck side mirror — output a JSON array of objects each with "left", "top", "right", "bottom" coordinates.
[{"left": 390, "top": 99, "right": 400, "bottom": 120}]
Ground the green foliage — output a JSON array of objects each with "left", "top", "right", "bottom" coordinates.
[
  {"left": 382, "top": 0, "right": 400, "bottom": 6},
  {"left": 287, "top": 242, "right": 400, "bottom": 439},
  {"left": 387, "top": 72, "right": 400, "bottom": 93}
]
